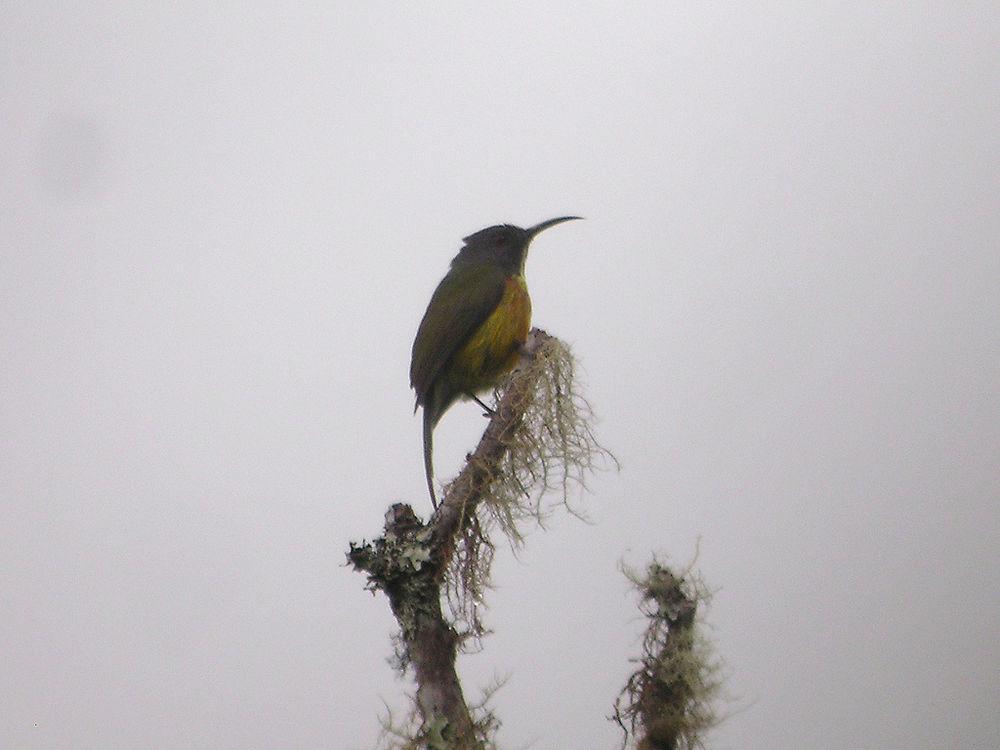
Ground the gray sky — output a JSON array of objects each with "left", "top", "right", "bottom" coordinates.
[{"left": 2, "top": 3, "right": 998, "bottom": 748}]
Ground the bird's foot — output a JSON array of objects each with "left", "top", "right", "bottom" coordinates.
[{"left": 469, "top": 393, "right": 495, "bottom": 417}]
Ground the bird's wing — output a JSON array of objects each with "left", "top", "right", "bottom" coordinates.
[{"left": 409, "top": 264, "right": 508, "bottom": 406}]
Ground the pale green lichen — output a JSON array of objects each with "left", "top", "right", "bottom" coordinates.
[
  {"left": 443, "top": 335, "right": 617, "bottom": 643},
  {"left": 614, "top": 558, "right": 723, "bottom": 750}
]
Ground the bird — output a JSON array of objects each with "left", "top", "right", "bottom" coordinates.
[{"left": 409, "top": 217, "right": 582, "bottom": 508}]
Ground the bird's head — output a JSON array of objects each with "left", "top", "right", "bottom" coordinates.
[{"left": 452, "top": 216, "right": 582, "bottom": 274}]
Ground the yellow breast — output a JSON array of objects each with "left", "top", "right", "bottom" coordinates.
[{"left": 449, "top": 275, "right": 532, "bottom": 393}]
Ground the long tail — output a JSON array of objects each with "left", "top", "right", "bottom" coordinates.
[{"left": 422, "top": 406, "right": 438, "bottom": 508}]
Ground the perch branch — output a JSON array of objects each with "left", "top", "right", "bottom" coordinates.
[{"left": 348, "top": 328, "right": 557, "bottom": 748}]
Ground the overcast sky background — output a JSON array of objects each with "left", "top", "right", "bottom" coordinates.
[{"left": 2, "top": 3, "right": 998, "bottom": 748}]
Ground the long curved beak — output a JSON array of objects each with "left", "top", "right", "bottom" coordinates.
[{"left": 527, "top": 215, "right": 583, "bottom": 238}]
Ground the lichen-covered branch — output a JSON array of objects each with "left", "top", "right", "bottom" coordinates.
[
  {"left": 349, "top": 502, "right": 477, "bottom": 747},
  {"left": 613, "top": 561, "right": 722, "bottom": 750},
  {"left": 348, "top": 329, "right": 612, "bottom": 748}
]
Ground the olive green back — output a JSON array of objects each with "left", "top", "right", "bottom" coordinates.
[{"left": 409, "top": 262, "right": 508, "bottom": 411}]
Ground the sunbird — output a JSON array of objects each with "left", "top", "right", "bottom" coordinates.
[{"left": 409, "top": 217, "right": 581, "bottom": 507}]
